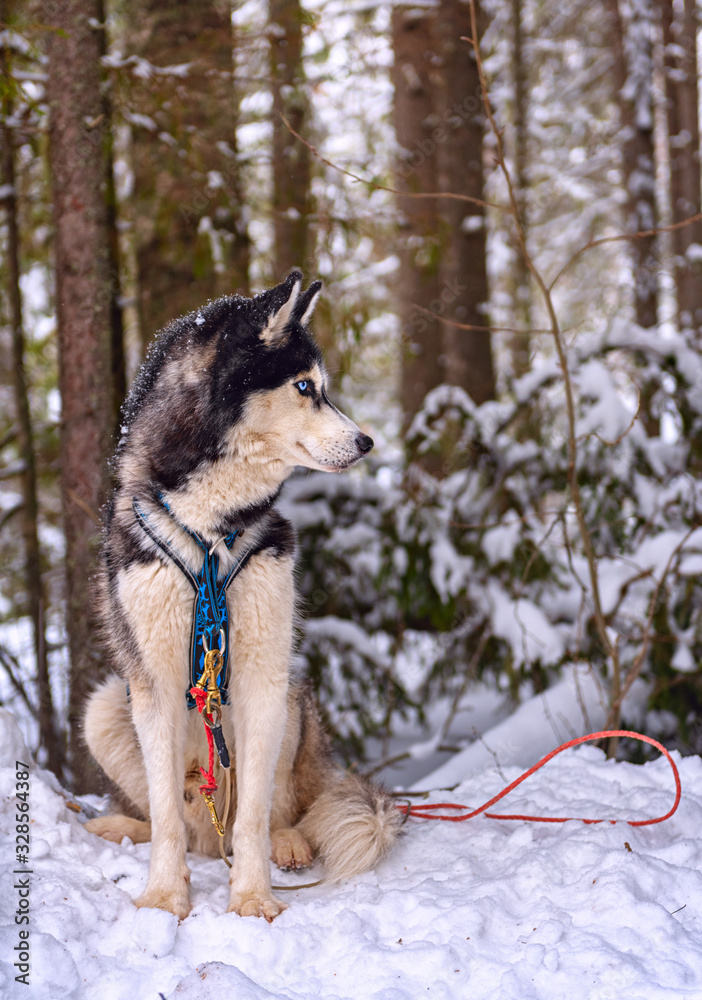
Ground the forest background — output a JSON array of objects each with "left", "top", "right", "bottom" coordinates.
[{"left": 2, "top": 0, "right": 702, "bottom": 794}]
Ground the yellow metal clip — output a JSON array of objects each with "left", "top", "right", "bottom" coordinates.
[
  {"left": 197, "top": 645, "right": 223, "bottom": 717},
  {"left": 196, "top": 632, "right": 228, "bottom": 843},
  {"left": 202, "top": 791, "right": 225, "bottom": 837}
]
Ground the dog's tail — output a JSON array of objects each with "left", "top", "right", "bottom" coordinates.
[{"left": 296, "top": 772, "right": 402, "bottom": 882}]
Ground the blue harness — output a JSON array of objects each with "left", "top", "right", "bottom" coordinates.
[{"left": 132, "top": 495, "right": 252, "bottom": 708}]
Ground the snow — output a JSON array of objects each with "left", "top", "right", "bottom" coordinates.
[
  {"left": 3, "top": 699, "right": 702, "bottom": 999},
  {"left": 419, "top": 663, "right": 606, "bottom": 789},
  {"left": 3, "top": 1, "right": 702, "bottom": 992},
  {"left": 482, "top": 519, "right": 523, "bottom": 565},
  {"left": 124, "top": 112, "right": 158, "bottom": 132},
  {"left": 671, "top": 642, "right": 696, "bottom": 674},
  {"left": 430, "top": 535, "right": 474, "bottom": 602},
  {"left": 461, "top": 215, "right": 485, "bottom": 233},
  {"left": 304, "top": 615, "right": 386, "bottom": 665},
  {"left": 484, "top": 580, "right": 565, "bottom": 668},
  {"left": 574, "top": 359, "right": 636, "bottom": 444}
]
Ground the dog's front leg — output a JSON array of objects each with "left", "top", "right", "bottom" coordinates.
[
  {"left": 118, "top": 563, "right": 192, "bottom": 919},
  {"left": 130, "top": 678, "right": 191, "bottom": 919},
  {"left": 227, "top": 551, "right": 293, "bottom": 921}
]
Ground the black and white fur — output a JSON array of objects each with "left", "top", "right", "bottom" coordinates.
[{"left": 84, "top": 271, "right": 400, "bottom": 921}]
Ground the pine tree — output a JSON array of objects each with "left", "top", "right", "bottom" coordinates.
[
  {"left": 46, "top": 0, "right": 115, "bottom": 791},
  {"left": 508, "top": 0, "right": 531, "bottom": 377},
  {"left": 659, "top": 0, "right": 702, "bottom": 332},
  {"left": 391, "top": 5, "right": 444, "bottom": 435},
  {"left": 96, "top": 0, "right": 126, "bottom": 429},
  {"left": 435, "top": 0, "right": 495, "bottom": 407},
  {"left": 124, "top": 0, "right": 250, "bottom": 344},
  {"left": 609, "top": 0, "right": 657, "bottom": 330},
  {"left": 1, "top": 2, "right": 63, "bottom": 778},
  {"left": 269, "top": 0, "right": 312, "bottom": 278}
]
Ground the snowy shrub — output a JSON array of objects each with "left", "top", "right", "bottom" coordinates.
[{"left": 285, "top": 318, "right": 702, "bottom": 761}]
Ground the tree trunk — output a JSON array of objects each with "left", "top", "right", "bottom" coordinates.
[
  {"left": 125, "top": 0, "right": 250, "bottom": 345},
  {"left": 96, "top": 0, "right": 126, "bottom": 428},
  {"left": 46, "top": 0, "right": 114, "bottom": 792},
  {"left": 609, "top": 0, "right": 660, "bottom": 435},
  {"left": 391, "top": 5, "right": 444, "bottom": 435},
  {"left": 1, "top": 9, "right": 64, "bottom": 779},
  {"left": 269, "top": 0, "right": 312, "bottom": 278},
  {"left": 659, "top": 0, "right": 702, "bottom": 332},
  {"left": 609, "top": 0, "right": 658, "bottom": 330},
  {"left": 509, "top": 0, "right": 531, "bottom": 377},
  {"left": 435, "top": 0, "right": 495, "bottom": 406}
]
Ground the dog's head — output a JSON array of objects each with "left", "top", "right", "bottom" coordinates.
[
  {"left": 119, "top": 272, "right": 373, "bottom": 499},
  {"left": 214, "top": 270, "right": 373, "bottom": 474}
]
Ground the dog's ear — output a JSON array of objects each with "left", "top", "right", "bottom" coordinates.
[
  {"left": 256, "top": 270, "right": 302, "bottom": 347},
  {"left": 293, "top": 280, "right": 322, "bottom": 327}
]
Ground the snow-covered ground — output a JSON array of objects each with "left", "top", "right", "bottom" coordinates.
[{"left": 2, "top": 702, "right": 702, "bottom": 1000}]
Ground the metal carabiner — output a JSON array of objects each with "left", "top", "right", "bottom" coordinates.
[
  {"left": 203, "top": 702, "right": 222, "bottom": 729},
  {"left": 201, "top": 628, "right": 226, "bottom": 655}
]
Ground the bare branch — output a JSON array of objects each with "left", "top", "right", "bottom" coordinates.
[
  {"left": 604, "top": 523, "right": 700, "bottom": 731},
  {"left": 577, "top": 391, "right": 642, "bottom": 449},
  {"left": 0, "top": 501, "right": 23, "bottom": 531},
  {"left": 410, "top": 303, "right": 552, "bottom": 336},
  {"left": 0, "top": 459, "right": 26, "bottom": 480},
  {"left": 0, "top": 425, "right": 19, "bottom": 450},
  {"left": 438, "top": 624, "right": 491, "bottom": 743},
  {"left": 65, "top": 487, "right": 101, "bottom": 525},
  {"left": 0, "top": 645, "right": 38, "bottom": 719},
  {"left": 549, "top": 213, "right": 702, "bottom": 292},
  {"left": 277, "top": 111, "right": 507, "bottom": 214},
  {"left": 362, "top": 744, "right": 462, "bottom": 780},
  {"left": 473, "top": 729, "right": 507, "bottom": 783}
]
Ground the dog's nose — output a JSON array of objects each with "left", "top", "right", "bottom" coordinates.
[{"left": 356, "top": 433, "right": 374, "bottom": 455}]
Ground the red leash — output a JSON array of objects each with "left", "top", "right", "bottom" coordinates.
[{"left": 400, "top": 730, "right": 681, "bottom": 827}]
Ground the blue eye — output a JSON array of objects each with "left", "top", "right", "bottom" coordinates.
[{"left": 295, "top": 380, "right": 310, "bottom": 394}]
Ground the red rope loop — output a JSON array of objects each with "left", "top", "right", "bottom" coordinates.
[
  {"left": 189, "top": 685, "right": 218, "bottom": 795},
  {"left": 399, "top": 730, "right": 681, "bottom": 827}
]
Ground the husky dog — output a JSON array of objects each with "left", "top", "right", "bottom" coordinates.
[{"left": 84, "top": 271, "right": 401, "bottom": 921}]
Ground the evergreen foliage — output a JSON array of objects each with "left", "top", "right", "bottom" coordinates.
[{"left": 1, "top": 0, "right": 701, "bottom": 772}]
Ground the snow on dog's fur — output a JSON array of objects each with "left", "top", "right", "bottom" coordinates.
[{"left": 83, "top": 271, "right": 401, "bottom": 921}]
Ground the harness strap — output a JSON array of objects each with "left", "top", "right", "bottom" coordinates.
[
  {"left": 132, "top": 495, "right": 256, "bottom": 707},
  {"left": 132, "top": 497, "right": 198, "bottom": 591}
]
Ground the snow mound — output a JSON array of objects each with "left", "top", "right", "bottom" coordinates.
[
  {"left": 1, "top": 708, "right": 702, "bottom": 999},
  {"left": 418, "top": 663, "right": 606, "bottom": 789},
  {"left": 166, "top": 961, "right": 289, "bottom": 999}
]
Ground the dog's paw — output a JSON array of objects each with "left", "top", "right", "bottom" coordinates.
[
  {"left": 228, "top": 891, "right": 287, "bottom": 922},
  {"left": 135, "top": 886, "right": 191, "bottom": 921},
  {"left": 270, "top": 828, "right": 314, "bottom": 871},
  {"left": 85, "top": 815, "right": 151, "bottom": 844}
]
